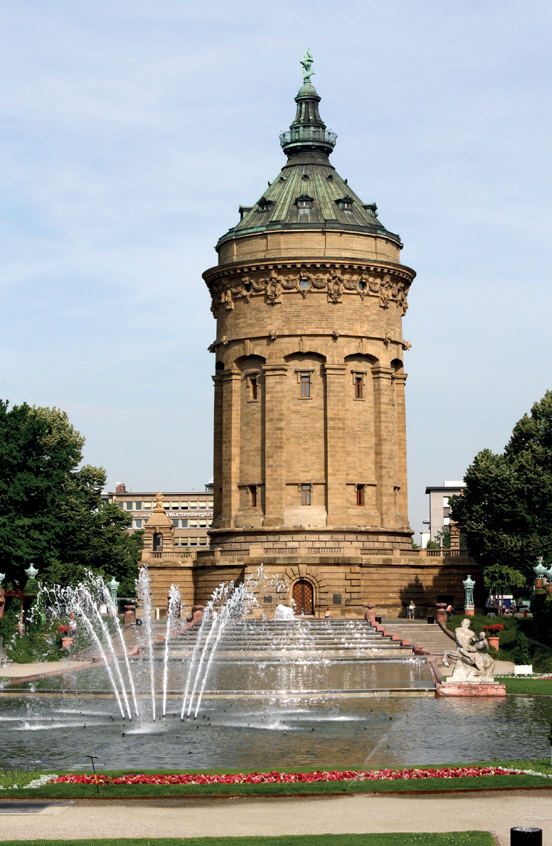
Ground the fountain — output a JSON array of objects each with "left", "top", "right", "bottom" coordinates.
[{"left": 0, "top": 567, "right": 550, "bottom": 772}]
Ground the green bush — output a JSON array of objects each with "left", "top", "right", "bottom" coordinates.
[{"left": 514, "top": 632, "right": 531, "bottom": 666}]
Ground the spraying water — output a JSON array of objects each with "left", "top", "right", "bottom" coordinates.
[
  {"left": 162, "top": 584, "right": 182, "bottom": 716},
  {"left": 99, "top": 578, "right": 139, "bottom": 717},
  {"left": 137, "top": 567, "right": 156, "bottom": 721}
]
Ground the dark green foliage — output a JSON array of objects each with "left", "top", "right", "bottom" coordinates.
[
  {"left": 528, "top": 592, "right": 552, "bottom": 650},
  {"left": 450, "top": 390, "right": 552, "bottom": 591},
  {"left": 514, "top": 631, "right": 532, "bottom": 666},
  {"left": 0, "top": 596, "right": 20, "bottom": 643},
  {"left": 0, "top": 401, "right": 143, "bottom": 596}
]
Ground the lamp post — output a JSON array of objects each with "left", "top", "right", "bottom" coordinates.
[
  {"left": 108, "top": 577, "right": 119, "bottom": 612},
  {"left": 24, "top": 563, "right": 38, "bottom": 580},
  {"left": 463, "top": 574, "right": 475, "bottom": 616},
  {"left": 533, "top": 557, "right": 546, "bottom": 590}
]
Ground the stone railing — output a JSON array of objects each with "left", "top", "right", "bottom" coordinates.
[
  {"left": 424, "top": 549, "right": 470, "bottom": 558},
  {"left": 146, "top": 550, "right": 192, "bottom": 559}
]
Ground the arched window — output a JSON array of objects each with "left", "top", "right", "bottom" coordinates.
[{"left": 153, "top": 532, "right": 163, "bottom": 551}]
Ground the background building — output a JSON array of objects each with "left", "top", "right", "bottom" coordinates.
[
  {"left": 108, "top": 482, "right": 213, "bottom": 549},
  {"left": 424, "top": 480, "right": 465, "bottom": 542}
]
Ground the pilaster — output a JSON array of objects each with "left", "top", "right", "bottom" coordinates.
[
  {"left": 372, "top": 365, "right": 395, "bottom": 526},
  {"left": 393, "top": 371, "right": 408, "bottom": 523},
  {"left": 262, "top": 363, "right": 288, "bottom": 527},
  {"left": 220, "top": 369, "right": 241, "bottom": 528},
  {"left": 324, "top": 363, "right": 347, "bottom": 525},
  {"left": 211, "top": 373, "right": 223, "bottom": 528}
]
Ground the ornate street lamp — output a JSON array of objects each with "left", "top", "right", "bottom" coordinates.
[
  {"left": 534, "top": 557, "right": 547, "bottom": 589},
  {"left": 25, "top": 563, "right": 39, "bottom": 580},
  {"left": 108, "top": 577, "right": 119, "bottom": 607},
  {"left": 463, "top": 574, "right": 475, "bottom": 616}
]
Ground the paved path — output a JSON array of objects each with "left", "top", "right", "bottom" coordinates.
[
  {"left": 0, "top": 791, "right": 550, "bottom": 845},
  {"left": 0, "top": 660, "right": 96, "bottom": 680}
]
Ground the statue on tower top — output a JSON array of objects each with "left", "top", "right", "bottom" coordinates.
[{"left": 300, "top": 48, "right": 314, "bottom": 84}]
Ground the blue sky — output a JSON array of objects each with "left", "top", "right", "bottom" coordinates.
[{"left": 1, "top": 1, "right": 551, "bottom": 539}]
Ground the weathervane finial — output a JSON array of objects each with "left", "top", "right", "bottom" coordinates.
[{"left": 300, "top": 48, "right": 314, "bottom": 84}]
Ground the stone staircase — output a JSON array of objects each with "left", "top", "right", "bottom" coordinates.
[
  {"left": 164, "top": 618, "right": 415, "bottom": 660},
  {"left": 378, "top": 619, "right": 453, "bottom": 657}
]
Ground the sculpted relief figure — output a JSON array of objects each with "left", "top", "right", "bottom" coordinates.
[
  {"left": 327, "top": 272, "right": 343, "bottom": 303},
  {"left": 442, "top": 619, "right": 495, "bottom": 683}
]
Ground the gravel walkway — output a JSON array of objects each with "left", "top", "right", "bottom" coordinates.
[{"left": 0, "top": 790, "right": 550, "bottom": 845}]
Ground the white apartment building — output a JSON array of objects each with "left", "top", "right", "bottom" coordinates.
[{"left": 108, "top": 481, "right": 214, "bottom": 549}]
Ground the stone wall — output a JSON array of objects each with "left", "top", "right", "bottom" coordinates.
[{"left": 141, "top": 549, "right": 481, "bottom": 619}]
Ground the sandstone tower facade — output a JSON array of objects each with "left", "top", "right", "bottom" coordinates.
[
  {"left": 142, "top": 58, "right": 478, "bottom": 617},
  {"left": 204, "top": 59, "right": 415, "bottom": 583}
]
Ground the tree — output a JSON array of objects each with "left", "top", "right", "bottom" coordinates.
[
  {"left": 450, "top": 390, "right": 552, "bottom": 591},
  {"left": 0, "top": 401, "right": 142, "bottom": 596}
]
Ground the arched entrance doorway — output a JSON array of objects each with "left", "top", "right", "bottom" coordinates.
[{"left": 293, "top": 579, "right": 314, "bottom": 616}]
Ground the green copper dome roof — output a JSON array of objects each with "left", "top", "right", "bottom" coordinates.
[{"left": 217, "top": 54, "right": 401, "bottom": 249}]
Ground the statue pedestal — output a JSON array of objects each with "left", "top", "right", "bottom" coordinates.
[{"left": 436, "top": 682, "right": 506, "bottom": 697}]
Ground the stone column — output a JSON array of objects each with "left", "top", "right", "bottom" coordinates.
[
  {"left": 393, "top": 371, "right": 408, "bottom": 523},
  {"left": 324, "top": 363, "right": 347, "bottom": 525},
  {"left": 262, "top": 363, "right": 288, "bottom": 527},
  {"left": 220, "top": 368, "right": 241, "bottom": 529},
  {"left": 212, "top": 373, "right": 223, "bottom": 527},
  {"left": 372, "top": 365, "right": 395, "bottom": 527}
]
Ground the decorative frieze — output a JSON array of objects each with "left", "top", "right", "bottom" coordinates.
[{"left": 207, "top": 265, "right": 411, "bottom": 318}]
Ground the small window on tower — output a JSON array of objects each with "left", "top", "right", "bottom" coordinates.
[
  {"left": 301, "top": 374, "right": 311, "bottom": 398},
  {"left": 250, "top": 375, "right": 258, "bottom": 400},
  {"left": 356, "top": 485, "right": 365, "bottom": 506},
  {"left": 301, "top": 484, "right": 312, "bottom": 506},
  {"left": 354, "top": 376, "right": 363, "bottom": 399},
  {"left": 250, "top": 485, "right": 257, "bottom": 507}
]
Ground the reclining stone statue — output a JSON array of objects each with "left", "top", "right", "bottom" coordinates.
[{"left": 442, "top": 618, "right": 495, "bottom": 683}]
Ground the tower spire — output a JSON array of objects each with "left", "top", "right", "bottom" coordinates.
[{"left": 279, "top": 51, "right": 337, "bottom": 158}]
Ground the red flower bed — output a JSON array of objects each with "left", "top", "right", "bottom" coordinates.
[{"left": 53, "top": 766, "right": 516, "bottom": 786}]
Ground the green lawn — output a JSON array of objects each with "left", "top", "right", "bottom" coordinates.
[
  {"left": 0, "top": 836, "right": 496, "bottom": 846},
  {"left": 500, "top": 677, "right": 552, "bottom": 695}
]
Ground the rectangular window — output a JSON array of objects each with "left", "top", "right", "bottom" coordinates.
[
  {"left": 174, "top": 538, "right": 180, "bottom": 546},
  {"left": 199, "top": 537, "right": 207, "bottom": 546},
  {"left": 134, "top": 519, "right": 143, "bottom": 529},
  {"left": 181, "top": 502, "right": 188, "bottom": 510},
  {"left": 356, "top": 484, "right": 365, "bottom": 506},
  {"left": 250, "top": 485, "right": 257, "bottom": 507},
  {"left": 199, "top": 520, "right": 207, "bottom": 528},
  {"left": 301, "top": 484, "right": 312, "bottom": 506},
  {"left": 171, "top": 519, "right": 179, "bottom": 527},
  {"left": 250, "top": 375, "right": 258, "bottom": 400},
  {"left": 125, "top": 502, "right": 133, "bottom": 511},
  {"left": 354, "top": 376, "right": 363, "bottom": 399},
  {"left": 333, "top": 593, "right": 342, "bottom": 605},
  {"left": 180, "top": 519, "right": 188, "bottom": 528},
  {"left": 189, "top": 502, "right": 197, "bottom": 510},
  {"left": 134, "top": 501, "right": 142, "bottom": 510},
  {"left": 189, "top": 520, "right": 198, "bottom": 528},
  {"left": 207, "top": 501, "right": 213, "bottom": 509},
  {"left": 143, "top": 502, "right": 151, "bottom": 510},
  {"left": 181, "top": 538, "right": 189, "bottom": 546},
  {"left": 198, "top": 502, "right": 207, "bottom": 509},
  {"left": 190, "top": 537, "right": 198, "bottom": 546},
  {"left": 301, "top": 374, "right": 310, "bottom": 397}
]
